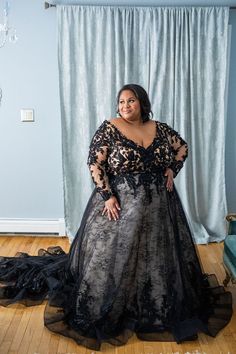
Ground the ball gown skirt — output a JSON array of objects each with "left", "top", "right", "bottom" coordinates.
[{"left": 0, "top": 171, "right": 232, "bottom": 351}]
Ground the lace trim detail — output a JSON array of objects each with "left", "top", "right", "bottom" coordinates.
[
  {"left": 97, "top": 188, "right": 113, "bottom": 201},
  {"left": 170, "top": 160, "right": 184, "bottom": 177},
  {"left": 109, "top": 170, "right": 166, "bottom": 202}
]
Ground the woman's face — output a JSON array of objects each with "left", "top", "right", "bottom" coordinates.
[{"left": 118, "top": 90, "right": 141, "bottom": 121}]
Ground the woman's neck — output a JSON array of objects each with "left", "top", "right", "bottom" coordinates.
[{"left": 120, "top": 116, "right": 143, "bottom": 127}]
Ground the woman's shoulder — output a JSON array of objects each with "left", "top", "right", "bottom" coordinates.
[
  {"left": 91, "top": 119, "right": 114, "bottom": 139},
  {"left": 155, "top": 119, "right": 167, "bottom": 126},
  {"left": 107, "top": 118, "right": 128, "bottom": 132},
  {"left": 108, "top": 117, "right": 122, "bottom": 128},
  {"left": 109, "top": 117, "right": 119, "bottom": 123},
  {"left": 93, "top": 118, "right": 120, "bottom": 136},
  {"left": 155, "top": 120, "right": 173, "bottom": 130},
  {"left": 150, "top": 119, "right": 166, "bottom": 130},
  {"left": 96, "top": 119, "right": 114, "bottom": 130}
]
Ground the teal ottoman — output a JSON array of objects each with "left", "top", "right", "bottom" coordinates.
[
  {"left": 223, "top": 234, "right": 236, "bottom": 286},
  {"left": 223, "top": 214, "right": 236, "bottom": 286}
]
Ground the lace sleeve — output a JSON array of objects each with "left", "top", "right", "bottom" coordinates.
[
  {"left": 161, "top": 123, "right": 188, "bottom": 177},
  {"left": 87, "top": 121, "right": 113, "bottom": 201}
]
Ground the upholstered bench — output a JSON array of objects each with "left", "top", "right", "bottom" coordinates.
[{"left": 223, "top": 214, "right": 236, "bottom": 286}]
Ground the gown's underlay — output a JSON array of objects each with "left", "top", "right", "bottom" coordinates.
[{"left": 0, "top": 120, "right": 232, "bottom": 350}]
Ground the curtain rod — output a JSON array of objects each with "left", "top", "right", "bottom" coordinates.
[
  {"left": 45, "top": 2, "right": 56, "bottom": 8},
  {"left": 44, "top": 2, "right": 236, "bottom": 10}
]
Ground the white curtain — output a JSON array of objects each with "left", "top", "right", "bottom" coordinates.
[{"left": 57, "top": 6, "right": 229, "bottom": 243}]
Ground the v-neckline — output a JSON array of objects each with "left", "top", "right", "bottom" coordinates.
[{"left": 106, "top": 120, "right": 158, "bottom": 151}]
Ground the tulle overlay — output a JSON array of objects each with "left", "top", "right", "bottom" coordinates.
[
  {"left": 0, "top": 121, "right": 233, "bottom": 350},
  {"left": 0, "top": 173, "right": 232, "bottom": 350}
]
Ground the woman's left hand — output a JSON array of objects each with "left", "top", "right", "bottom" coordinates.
[{"left": 165, "top": 168, "right": 174, "bottom": 192}]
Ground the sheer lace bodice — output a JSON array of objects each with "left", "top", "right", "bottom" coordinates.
[{"left": 87, "top": 120, "right": 188, "bottom": 200}]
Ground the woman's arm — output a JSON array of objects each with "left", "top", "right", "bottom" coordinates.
[
  {"left": 87, "top": 121, "right": 121, "bottom": 220},
  {"left": 87, "top": 121, "right": 113, "bottom": 201},
  {"left": 163, "top": 123, "right": 188, "bottom": 177}
]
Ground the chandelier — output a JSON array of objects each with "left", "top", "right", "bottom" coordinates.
[{"left": 0, "top": 1, "right": 18, "bottom": 48}]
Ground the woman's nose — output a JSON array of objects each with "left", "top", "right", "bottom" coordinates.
[{"left": 124, "top": 101, "right": 130, "bottom": 107}]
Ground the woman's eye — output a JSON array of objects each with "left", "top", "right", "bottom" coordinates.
[{"left": 119, "top": 99, "right": 135, "bottom": 104}]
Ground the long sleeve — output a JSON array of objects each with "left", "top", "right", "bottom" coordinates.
[
  {"left": 87, "top": 121, "right": 113, "bottom": 201},
  {"left": 161, "top": 123, "right": 188, "bottom": 177}
]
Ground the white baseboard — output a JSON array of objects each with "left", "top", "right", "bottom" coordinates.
[{"left": 0, "top": 218, "right": 66, "bottom": 236}]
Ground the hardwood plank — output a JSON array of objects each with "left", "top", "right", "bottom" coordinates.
[
  {"left": 143, "top": 341, "right": 165, "bottom": 353},
  {"left": 0, "top": 237, "right": 12, "bottom": 255},
  {"left": 48, "top": 333, "right": 60, "bottom": 354},
  {"left": 57, "top": 335, "right": 69, "bottom": 353},
  {"left": 17, "top": 304, "right": 45, "bottom": 354},
  {"left": 36, "top": 326, "right": 52, "bottom": 353},
  {"left": 66, "top": 337, "right": 87, "bottom": 354},
  {"left": 0, "top": 305, "right": 20, "bottom": 345},
  {"left": 0, "top": 236, "right": 21, "bottom": 257},
  {"left": 130, "top": 334, "right": 144, "bottom": 354},
  {"left": 0, "top": 305, "right": 23, "bottom": 344},
  {"left": 26, "top": 305, "right": 45, "bottom": 354},
  {"left": 8, "top": 307, "right": 33, "bottom": 352},
  {"left": 115, "top": 338, "right": 135, "bottom": 354},
  {"left": 0, "top": 340, "right": 12, "bottom": 354}
]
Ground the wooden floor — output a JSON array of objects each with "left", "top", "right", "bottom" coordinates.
[{"left": 0, "top": 236, "right": 235, "bottom": 354}]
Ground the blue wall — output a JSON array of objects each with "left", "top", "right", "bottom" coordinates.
[
  {"left": 0, "top": 0, "right": 64, "bottom": 218},
  {"left": 0, "top": 0, "right": 235, "bottom": 221}
]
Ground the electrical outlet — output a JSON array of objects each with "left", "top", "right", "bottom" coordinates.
[{"left": 21, "top": 109, "right": 34, "bottom": 122}]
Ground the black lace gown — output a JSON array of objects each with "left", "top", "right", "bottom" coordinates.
[{"left": 0, "top": 120, "right": 232, "bottom": 350}]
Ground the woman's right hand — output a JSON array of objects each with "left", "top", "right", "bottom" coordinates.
[{"left": 102, "top": 196, "right": 121, "bottom": 221}]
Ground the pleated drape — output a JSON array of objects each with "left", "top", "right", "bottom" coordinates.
[{"left": 57, "top": 6, "right": 229, "bottom": 243}]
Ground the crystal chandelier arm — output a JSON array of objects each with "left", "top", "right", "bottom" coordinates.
[{"left": 0, "top": 1, "right": 17, "bottom": 48}]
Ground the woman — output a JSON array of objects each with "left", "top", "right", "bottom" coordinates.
[{"left": 0, "top": 84, "right": 232, "bottom": 351}]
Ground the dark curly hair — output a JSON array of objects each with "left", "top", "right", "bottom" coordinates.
[{"left": 116, "top": 84, "right": 153, "bottom": 123}]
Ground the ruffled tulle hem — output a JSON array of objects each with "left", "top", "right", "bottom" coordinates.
[
  {"left": 42, "top": 273, "right": 232, "bottom": 350},
  {"left": 0, "top": 250, "right": 233, "bottom": 351}
]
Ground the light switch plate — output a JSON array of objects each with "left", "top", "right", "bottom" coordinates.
[{"left": 21, "top": 109, "right": 34, "bottom": 122}]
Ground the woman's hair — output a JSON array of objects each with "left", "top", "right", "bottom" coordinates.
[{"left": 116, "top": 84, "right": 153, "bottom": 122}]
